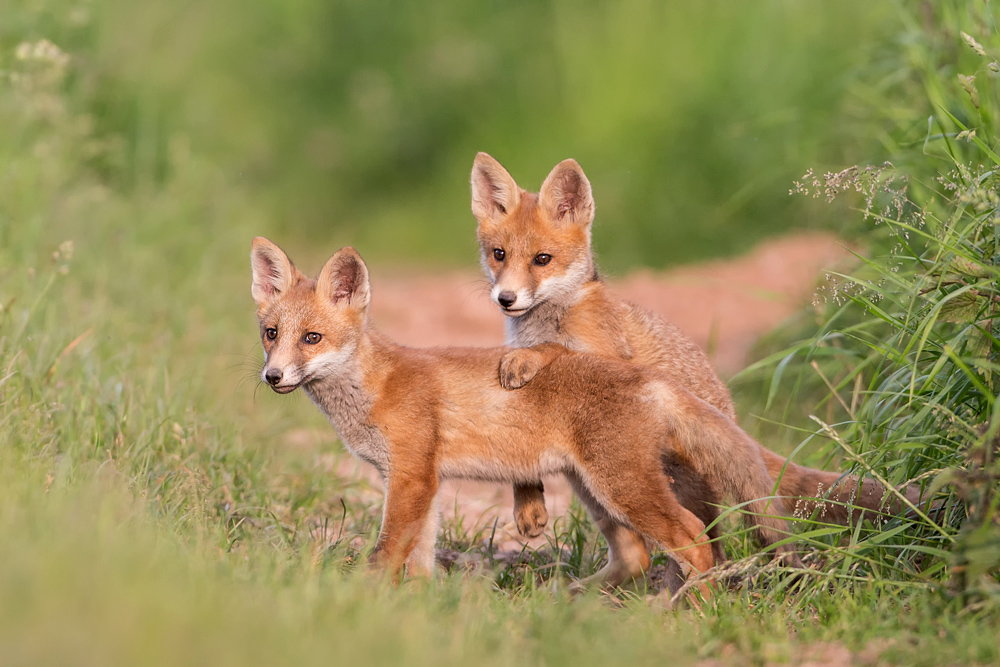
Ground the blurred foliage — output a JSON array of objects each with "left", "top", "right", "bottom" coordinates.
[{"left": 3, "top": 0, "right": 892, "bottom": 270}]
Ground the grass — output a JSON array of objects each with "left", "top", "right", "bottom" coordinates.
[
  {"left": 4, "top": 0, "right": 1000, "bottom": 665},
  {"left": 728, "top": 0, "right": 1000, "bottom": 636}
]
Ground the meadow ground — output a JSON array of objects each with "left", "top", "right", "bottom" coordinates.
[{"left": 4, "top": 228, "right": 987, "bottom": 667}]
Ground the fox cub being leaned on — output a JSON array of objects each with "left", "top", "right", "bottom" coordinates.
[
  {"left": 251, "top": 238, "right": 799, "bottom": 589},
  {"left": 471, "top": 153, "right": 928, "bottom": 579}
]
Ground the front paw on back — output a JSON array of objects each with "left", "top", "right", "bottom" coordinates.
[{"left": 499, "top": 350, "right": 541, "bottom": 390}]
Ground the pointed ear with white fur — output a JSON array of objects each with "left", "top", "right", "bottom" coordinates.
[
  {"left": 538, "top": 159, "right": 595, "bottom": 227},
  {"left": 250, "top": 237, "right": 297, "bottom": 307},
  {"left": 316, "top": 246, "right": 371, "bottom": 310},
  {"left": 471, "top": 152, "right": 521, "bottom": 222}
]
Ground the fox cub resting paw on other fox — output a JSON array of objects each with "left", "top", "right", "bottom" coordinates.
[
  {"left": 251, "top": 238, "right": 803, "bottom": 593},
  {"left": 470, "top": 152, "right": 930, "bottom": 581}
]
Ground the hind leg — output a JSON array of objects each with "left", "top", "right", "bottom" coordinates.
[
  {"left": 569, "top": 470, "right": 722, "bottom": 594},
  {"left": 575, "top": 519, "right": 652, "bottom": 593},
  {"left": 562, "top": 472, "right": 651, "bottom": 591},
  {"left": 565, "top": 471, "right": 712, "bottom": 594},
  {"left": 675, "top": 401, "right": 801, "bottom": 567},
  {"left": 577, "top": 466, "right": 716, "bottom": 580},
  {"left": 664, "top": 454, "right": 727, "bottom": 565}
]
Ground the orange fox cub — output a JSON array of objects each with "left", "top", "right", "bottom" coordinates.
[
  {"left": 471, "top": 152, "right": 927, "bottom": 576},
  {"left": 250, "top": 238, "right": 798, "bottom": 589}
]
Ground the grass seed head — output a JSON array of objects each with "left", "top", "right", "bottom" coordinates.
[{"left": 961, "top": 31, "right": 988, "bottom": 57}]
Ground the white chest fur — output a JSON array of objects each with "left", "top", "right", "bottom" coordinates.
[
  {"left": 305, "top": 376, "right": 390, "bottom": 476},
  {"left": 506, "top": 300, "right": 567, "bottom": 348}
]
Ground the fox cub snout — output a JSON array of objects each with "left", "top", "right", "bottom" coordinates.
[
  {"left": 251, "top": 237, "right": 369, "bottom": 394},
  {"left": 471, "top": 152, "right": 598, "bottom": 315}
]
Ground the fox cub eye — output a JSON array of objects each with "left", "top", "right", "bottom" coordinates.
[
  {"left": 303, "top": 332, "right": 322, "bottom": 345},
  {"left": 493, "top": 248, "right": 505, "bottom": 262},
  {"left": 265, "top": 328, "right": 277, "bottom": 340},
  {"left": 533, "top": 253, "right": 552, "bottom": 266}
]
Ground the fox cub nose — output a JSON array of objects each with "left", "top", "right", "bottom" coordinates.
[
  {"left": 264, "top": 368, "right": 283, "bottom": 386},
  {"left": 497, "top": 291, "right": 517, "bottom": 308}
]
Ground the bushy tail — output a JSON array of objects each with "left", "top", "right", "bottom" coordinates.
[{"left": 759, "top": 447, "right": 928, "bottom": 525}]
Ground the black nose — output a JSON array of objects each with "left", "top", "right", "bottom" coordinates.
[
  {"left": 497, "top": 291, "right": 517, "bottom": 308},
  {"left": 264, "top": 368, "right": 283, "bottom": 386}
]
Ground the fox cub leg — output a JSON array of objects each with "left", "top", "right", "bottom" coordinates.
[
  {"left": 405, "top": 494, "right": 440, "bottom": 578},
  {"left": 498, "top": 343, "right": 568, "bottom": 390},
  {"left": 512, "top": 482, "right": 548, "bottom": 539},
  {"left": 567, "top": 469, "right": 714, "bottom": 597},
  {"left": 371, "top": 473, "right": 439, "bottom": 583},
  {"left": 584, "top": 469, "right": 716, "bottom": 577},
  {"left": 502, "top": 343, "right": 567, "bottom": 538},
  {"left": 572, "top": 515, "right": 652, "bottom": 592}
]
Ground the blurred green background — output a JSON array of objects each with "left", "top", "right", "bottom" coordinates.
[{"left": 5, "top": 0, "right": 891, "bottom": 272}]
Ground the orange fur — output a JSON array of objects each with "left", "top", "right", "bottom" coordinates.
[
  {"left": 471, "top": 152, "right": 930, "bottom": 583},
  {"left": 250, "top": 238, "right": 799, "bottom": 590}
]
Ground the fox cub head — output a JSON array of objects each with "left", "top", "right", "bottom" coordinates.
[
  {"left": 471, "top": 152, "right": 596, "bottom": 316},
  {"left": 250, "top": 238, "right": 370, "bottom": 393}
]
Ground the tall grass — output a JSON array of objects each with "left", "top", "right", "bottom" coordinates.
[{"left": 733, "top": 0, "right": 1000, "bottom": 609}]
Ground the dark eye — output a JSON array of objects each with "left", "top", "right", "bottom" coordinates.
[
  {"left": 534, "top": 253, "right": 552, "bottom": 266},
  {"left": 265, "top": 328, "right": 277, "bottom": 340},
  {"left": 493, "top": 248, "right": 505, "bottom": 262},
  {"left": 303, "top": 332, "right": 322, "bottom": 345}
]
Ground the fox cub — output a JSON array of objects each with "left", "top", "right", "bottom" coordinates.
[
  {"left": 471, "top": 152, "right": 927, "bottom": 582},
  {"left": 251, "top": 238, "right": 800, "bottom": 589}
]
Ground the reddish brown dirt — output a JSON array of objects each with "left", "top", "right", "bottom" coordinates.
[{"left": 319, "top": 232, "right": 853, "bottom": 550}]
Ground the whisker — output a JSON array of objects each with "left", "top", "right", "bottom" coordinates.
[
  {"left": 461, "top": 276, "right": 496, "bottom": 309},
  {"left": 235, "top": 370, "right": 263, "bottom": 393},
  {"left": 225, "top": 344, "right": 265, "bottom": 372},
  {"left": 252, "top": 380, "right": 264, "bottom": 405}
]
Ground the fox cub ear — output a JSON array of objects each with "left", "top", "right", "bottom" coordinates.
[
  {"left": 317, "top": 247, "right": 371, "bottom": 309},
  {"left": 471, "top": 152, "right": 521, "bottom": 222},
  {"left": 539, "top": 159, "right": 594, "bottom": 227},
  {"left": 250, "top": 237, "right": 297, "bottom": 306}
]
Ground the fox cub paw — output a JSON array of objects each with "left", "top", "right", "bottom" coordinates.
[
  {"left": 513, "top": 483, "right": 548, "bottom": 539},
  {"left": 515, "top": 500, "right": 549, "bottom": 539},
  {"left": 499, "top": 349, "right": 544, "bottom": 389}
]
